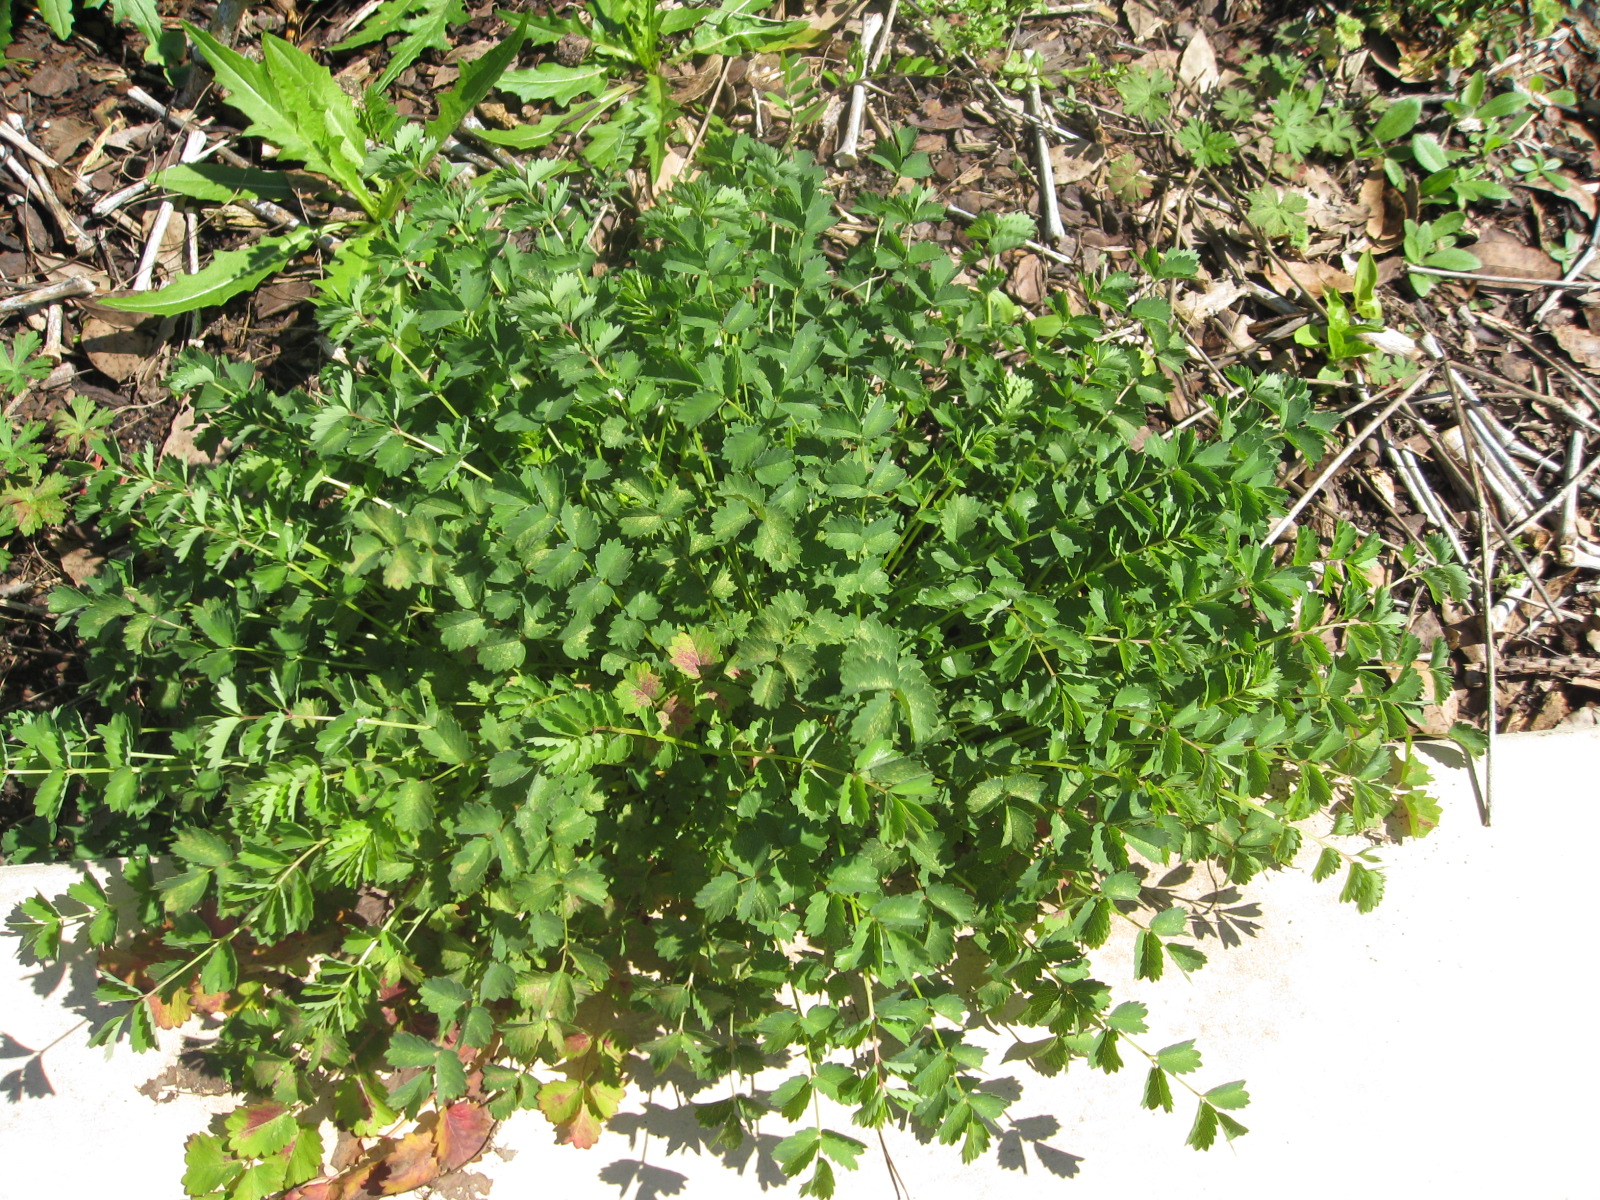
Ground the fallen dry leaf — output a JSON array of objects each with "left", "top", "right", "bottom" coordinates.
[
  {"left": 1264, "top": 260, "right": 1353, "bottom": 298},
  {"left": 39, "top": 116, "right": 96, "bottom": 163},
  {"left": 1123, "top": 0, "right": 1165, "bottom": 42},
  {"left": 1530, "top": 687, "right": 1573, "bottom": 731},
  {"left": 1358, "top": 172, "right": 1406, "bottom": 251},
  {"left": 910, "top": 97, "right": 965, "bottom": 131},
  {"left": 1468, "top": 227, "right": 1560, "bottom": 288},
  {"left": 1516, "top": 175, "right": 1599, "bottom": 221},
  {"left": 1048, "top": 140, "right": 1102, "bottom": 184},
  {"left": 1173, "top": 279, "right": 1247, "bottom": 324},
  {"left": 1177, "top": 30, "right": 1220, "bottom": 93},
  {"left": 160, "top": 404, "right": 222, "bottom": 466},
  {"left": 1550, "top": 319, "right": 1600, "bottom": 371},
  {"left": 653, "top": 148, "right": 691, "bottom": 195},
  {"left": 1134, "top": 49, "right": 1180, "bottom": 76},
  {"left": 1009, "top": 253, "right": 1047, "bottom": 306},
  {"left": 253, "top": 278, "right": 315, "bottom": 320},
  {"left": 59, "top": 545, "right": 104, "bottom": 585},
  {"left": 668, "top": 57, "right": 724, "bottom": 105},
  {"left": 80, "top": 308, "right": 157, "bottom": 384}
]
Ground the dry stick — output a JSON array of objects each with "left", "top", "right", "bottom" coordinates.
[
  {"left": 1259, "top": 370, "right": 1437, "bottom": 546},
  {"left": 1404, "top": 263, "right": 1600, "bottom": 290},
  {"left": 91, "top": 178, "right": 151, "bottom": 216},
  {"left": 0, "top": 141, "right": 92, "bottom": 255},
  {"left": 0, "top": 275, "right": 95, "bottom": 316},
  {"left": 981, "top": 82, "right": 1081, "bottom": 142},
  {"left": 456, "top": 116, "right": 519, "bottom": 171},
  {"left": 0, "top": 118, "right": 56, "bottom": 170},
  {"left": 0, "top": 108, "right": 140, "bottom": 235},
  {"left": 1443, "top": 359, "right": 1600, "bottom": 436},
  {"left": 1027, "top": 82, "right": 1064, "bottom": 246},
  {"left": 133, "top": 128, "right": 208, "bottom": 291},
  {"left": 835, "top": 9, "right": 887, "bottom": 168},
  {"left": 1532, "top": 209, "right": 1600, "bottom": 325},
  {"left": 42, "top": 303, "right": 63, "bottom": 359},
  {"left": 332, "top": 0, "right": 385, "bottom": 44},
  {"left": 1471, "top": 310, "right": 1600, "bottom": 411},
  {"left": 173, "top": 0, "right": 250, "bottom": 113},
  {"left": 1510, "top": 444, "right": 1600, "bottom": 538},
  {"left": 1387, "top": 442, "right": 1470, "bottom": 564},
  {"left": 679, "top": 55, "right": 735, "bottom": 180},
  {"left": 1469, "top": 397, "right": 1600, "bottom": 502},
  {"left": 1558, "top": 428, "right": 1584, "bottom": 566},
  {"left": 1426, "top": 356, "right": 1502, "bottom": 824}
]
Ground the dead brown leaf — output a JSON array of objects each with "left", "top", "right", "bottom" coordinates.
[
  {"left": 1048, "top": 141, "right": 1103, "bottom": 184},
  {"left": 80, "top": 308, "right": 157, "bottom": 384},
  {"left": 59, "top": 545, "right": 104, "bottom": 585},
  {"left": 39, "top": 116, "right": 95, "bottom": 163},
  {"left": 1516, "top": 175, "right": 1599, "bottom": 221},
  {"left": 653, "top": 148, "right": 691, "bottom": 195},
  {"left": 1469, "top": 227, "right": 1560, "bottom": 288},
  {"left": 24, "top": 59, "right": 79, "bottom": 97},
  {"left": 668, "top": 57, "right": 724, "bottom": 105},
  {"left": 1287, "top": 164, "right": 1363, "bottom": 232},
  {"left": 910, "top": 97, "right": 965, "bottom": 131},
  {"left": 1264, "top": 261, "right": 1353, "bottom": 299},
  {"left": 1177, "top": 30, "right": 1219, "bottom": 94},
  {"left": 159, "top": 405, "right": 209, "bottom": 465},
  {"left": 1530, "top": 688, "right": 1573, "bottom": 730},
  {"left": 1550, "top": 319, "right": 1600, "bottom": 371},
  {"left": 1134, "top": 49, "right": 1180, "bottom": 76},
  {"left": 1173, "top": 279, "right": 1248, "bottom": 324},
  {"left": 1123, "top": 0, "right": 1165, "bottom": 42},
  {"left": 253, "top": 279, "right": 315, "bottom": 320},
  {"left": 1009, "top": 253, "right": 1047, "bottom": 306}
]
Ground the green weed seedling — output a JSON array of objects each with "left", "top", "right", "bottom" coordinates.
[
  {"left": 99, "top": 18, "right": 533, "bottom": 318},
  {"left": 481, "top": 0, "right": 814, "bottom": 179},
  {"left": 0, "top": 334, "right": 108, "bottom": 571}
]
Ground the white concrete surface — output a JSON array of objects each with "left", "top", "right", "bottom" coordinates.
[{"left": 3, "top": 729, "right": 1596, "bottom": 1199}]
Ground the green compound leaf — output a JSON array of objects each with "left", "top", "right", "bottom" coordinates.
[
  {"left": 1204, "top": 1079, "right": 1251, "bottom": 1110},
  {"left": 1340, "top": 861, "right": 1386, "bottom": 914}
]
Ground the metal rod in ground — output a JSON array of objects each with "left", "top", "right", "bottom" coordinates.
[{"left": 1027, "top": 82, "right": 1064, "bottom": 245}]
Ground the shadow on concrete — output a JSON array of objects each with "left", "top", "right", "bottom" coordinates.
[
  {"left": 1413, "top": 740, "right": 1485, "bottom": 824},
  {"left": 0, "top": 1031, "right": 53, "bottom": 1101},
  {"left": 598, "top": 1158, "right": 692, "bottom": 1200},
  {"left": 605, "top": 1099, "right": 790, "bottom": 1191},
  {"left": 994, "top": 1113, "right": 1085, "bottom": 1178},
  {"left": 2, "top": 903, "right": 124, "bottom": 1105}
]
